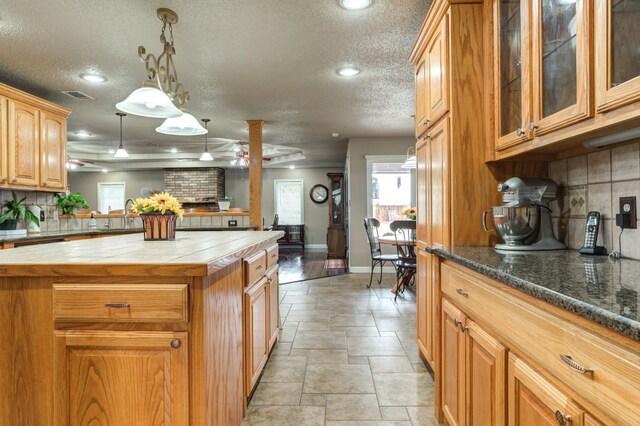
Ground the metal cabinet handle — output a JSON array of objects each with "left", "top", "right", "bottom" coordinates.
[
  {"left": 171, "top": 339, "right": 181, "bottom": 349},
  {"left": 529, "top": 123, "right": 539, "bottom": 132},
  {"left": 559, "top": 354, "right": 593, "bottom": 375},
  {"left": 554, "top": 410, "right": 572, "bottom": 426},
  {"left": 456, "top": 288, "right": 468, "bottom": 297},
  {"left": 516, "top": 128, "right": 525, "bottom": 137},
  {"left": 104, "top": 303, "right": 130, "bottom": 309},
  {"left": 11, "top": 178, "right": 18, "bottom": 183},
  {"left": 256, "top": 264, "right": 264, "bottom": 270},
  {"left": 1, "top": 177, "right": 6, "bottom": 183},
  {"left": 453, "top": 319, "right": 467, "bottom": 333}
]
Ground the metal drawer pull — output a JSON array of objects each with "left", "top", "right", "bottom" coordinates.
[
  {"left": 554, "top": 410, "right": 572, "bottom": 426},
  {"left": 456, "top": 288, "right": 468, "bottom": 297},
  {"left": 559, "top": 355, "right": 593, "bottom": 375},
  {"left": 104, "top": 303, "right": 130, "bottom": 309},
  {"left": 453, "top": 319, "right": 467, "bottom": 333},
  {"left": 256, "top": 264, "right": 264, "bottom": 270},
  {"left": 171, "top": 339, "right": 181, "bottom": 349}
]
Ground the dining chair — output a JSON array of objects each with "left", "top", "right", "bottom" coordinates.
[
  {"left": 364, "top": 218, "right": 399, "bottom": 288},
  {"left": 389, "top": 219, "right": 416, "bottom": 300}
]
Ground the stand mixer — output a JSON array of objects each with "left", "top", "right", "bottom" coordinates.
[{"left": 483, "top": 177, "right": 566, "bottom": 251}]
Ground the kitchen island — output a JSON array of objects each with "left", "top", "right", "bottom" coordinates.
[{"left": 0, "top": 231, "right": 283, "bottom": 425}]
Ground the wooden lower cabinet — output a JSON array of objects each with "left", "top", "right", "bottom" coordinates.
[
  {"left": 508, "top": 353, "right": 584, "bottom": 426},
  {"left": 268, "top": 266, "right": 279, "bottom": 348},
  {"left": 54, "top": 331, "right": 188, "bottom": 426},
  {"left": 245, "top": 277, "right": 269, "bottom": 396},
  {"left": 442, "top": 299, "right": 465, "bottom": 426}
]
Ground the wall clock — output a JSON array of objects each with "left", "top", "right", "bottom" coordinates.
[{"left": 310, "top": 184, "right": 329, "bottom": 204}]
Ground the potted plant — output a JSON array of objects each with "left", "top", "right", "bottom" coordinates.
[
  {"left": 0, "top": 191, "right": 40, "bottom": 230},
  {"left": 54, "top": 192, "right": 89, "bottom": 216},
  {"left": 131, "top": 192, "right": 184, "bottom": 240}
]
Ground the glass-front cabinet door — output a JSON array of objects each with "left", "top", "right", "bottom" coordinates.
[
  {"left": 494, "top": 0, "right": 532, "bottom": 149},
  {"left": 531, "top": 0, "right": 591, "bottom": 135},
  {"left": 596, "top": 0, "right": 640, "bottom": 112}
]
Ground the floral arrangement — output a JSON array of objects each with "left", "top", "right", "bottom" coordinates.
[
  {"left": 131, "top": 192, "right": 184, "bottom": 220},
  {"left": 403, "top": 207, "right": 417, "bottom": 220}
]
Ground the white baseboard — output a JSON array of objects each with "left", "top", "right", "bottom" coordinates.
[
  {"left": 304, "top": 244, "right": 328, "bottom": 250},
  {"left": 349, "top": 266, "right": 396, "bottom": 274}
]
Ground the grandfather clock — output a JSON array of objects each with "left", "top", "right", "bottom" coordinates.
[{"left": 326, "top": 173, "right": 346, "bottom": 258}]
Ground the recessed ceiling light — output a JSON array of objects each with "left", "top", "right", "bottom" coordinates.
[
  {"left": 74, "top": 130, "right": 92, "bottom": 137},
  {"left": 339, "top": 0, "right": 372, "bottom": 10},
  {"left": 80, "top": 73, "right": 107, "bottom": 83},
  {"left": 336, "top": 67, "right": 360, "bottom": 77},
  {"left": 332, "top": 132, "right": 340, "bottom": 138},
  {"left": 289, "top": 165, "right": 296, "bottom": 170},
  {"left": 170, "top": 147, "right": 178, "bottom": 153},
  {"left": 108, "top": 149, "right": 115, "bottom": 154},
  {"left": 102, "top": 168, "right": 108, "bottom": 173}
]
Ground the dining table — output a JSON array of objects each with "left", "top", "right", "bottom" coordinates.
[{"left": 377, "top": 234, "right": 416, "bottom": 294}]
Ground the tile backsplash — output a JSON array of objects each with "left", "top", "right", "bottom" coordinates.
[{"left": 549, "top": 142, "right": 640, "bottom": 259}]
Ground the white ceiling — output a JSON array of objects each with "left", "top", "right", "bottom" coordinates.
[{"left": 0, "top": 0, "right": 429, "bottom": 170}]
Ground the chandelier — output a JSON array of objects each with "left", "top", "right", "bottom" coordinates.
[{"left": 116, "top": 8, "right": 187, "bottom": 119}]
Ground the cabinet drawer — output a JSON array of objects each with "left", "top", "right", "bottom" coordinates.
[
  {"left": 441, "top": 263, "right": 640, "bottom": 425},
  {"left": 245, "top": 251, "right": 267, "bottom": 286},
  {"left": 266, "top": 244, "right": 279, "bottom": 270},
  {"left": 53, "top": 284, "right": 188, "bottom": 322}
]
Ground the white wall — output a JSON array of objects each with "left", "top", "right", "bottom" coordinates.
[{"left": 346, "top": 137, "right": 416, "bottom": 269}]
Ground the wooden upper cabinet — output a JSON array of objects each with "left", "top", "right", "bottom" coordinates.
[
  {"left": 0, "top": 97, "right": 7, "bottom": 186},
  {"left": 7, "top": 99, "right": 39, "bottom": 187},
  {"left": 426, "top": 14, "right": 450, "bottom": 126},
  {"left": 441, "top": 298, "right": 466, "bottom": 426},
  {"left": 416, "top": 135, "right": 430, "bottom": 247},
  {"left": 428, "top": 117, "right": 450, "bottom": 249},
  {"left": 40, "top": 111, "right": 66, "bottom": 190},
  {"left": 494, "top": 0, "right": 533, "bottom": 149},
  {"left": 508, "top": 353, "right": 585, "bottom": 426},
  {"left": 530, "top": 0, "right": 592, "bottom": 136},
  {"left": 54, "top": 331, "right": 188, "bottom": 426},
  {"left": 595, "top": 0, "right": 640, "bottom": 112},
  {"left": 415, "top": 54, "right": 429, "bottom": 137}
]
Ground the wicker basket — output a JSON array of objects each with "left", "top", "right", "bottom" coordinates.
[{"left": 140, "top": 213, "right": 177, "bottom": 241}]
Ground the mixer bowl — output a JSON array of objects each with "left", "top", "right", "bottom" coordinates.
[{"left": 484, "top": 205, "right": 540, "bottom": 245}]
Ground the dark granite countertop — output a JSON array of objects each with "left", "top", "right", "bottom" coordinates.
[
  {"left": 427, "top": 246, "right": 640, "bottom": 341},
  {"left": 0, "top": 227, "right": 257, "bottom": 244}
]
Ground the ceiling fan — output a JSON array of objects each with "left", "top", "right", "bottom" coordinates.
[
  {"left": 230, "top": 142, "right": 272, "bottom": 166},
  {"left": 66, "top": 157, "right": 95, "bottom": 170}
]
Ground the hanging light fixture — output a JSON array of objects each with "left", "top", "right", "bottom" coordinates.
[
  {"left": 199, "top": 119, "right": 213, "bottom": 161},
  {"left": 114, "top": 112, "right": 130, "bottom": 158},
  {"left": 230, "top": 142, "right": 250, "bottom": 167},
  {"left": 116, "top": 8, "right": 187, "bottom": 118},
  {"left": 401, "top": 146, "right": 416, "bottom": 169},
  {"left": 156, "top": 108, "right": 207, "bottom": 136}
]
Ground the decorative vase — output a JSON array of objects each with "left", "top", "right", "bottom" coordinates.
[
  {"left": 140, "top": 213, "right": 177, "bottom": 241},
  {"left": 0, "top": 219, "right": 18, "bottom": 231}
]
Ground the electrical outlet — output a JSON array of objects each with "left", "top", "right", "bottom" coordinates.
[{"left": 619, "top": 196, "right": 637, "bottom": 229}]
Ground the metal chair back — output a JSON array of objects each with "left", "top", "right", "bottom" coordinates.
[
  {"left": 389, "top": 220, "right": 416, "bottom": 260},
  {"left": 364, "top": 218, "right": 382, "bottom": 256}
]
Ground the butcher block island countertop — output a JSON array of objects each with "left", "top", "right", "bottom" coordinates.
[{"left": 0, "top": 230, "right": 283, "bottom": 426}]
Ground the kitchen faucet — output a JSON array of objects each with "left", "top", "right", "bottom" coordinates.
[{"left": 124, "top": 198, "right": 134, "bottom": 229}]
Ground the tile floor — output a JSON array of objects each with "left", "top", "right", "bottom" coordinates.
[{"left": 242, "top": 273, "right": 439, "bottom": 426}]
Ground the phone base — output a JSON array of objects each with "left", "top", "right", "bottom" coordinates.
[{"left": 579, "top": 245, "right": 607, "bottom": 256}]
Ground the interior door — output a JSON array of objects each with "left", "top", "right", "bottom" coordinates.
[
  {"left": 40, "top": 110, "right": 66, "bottom": 190},
  {"left": 442, "top": 298, "right": 466, "bottom": 426},
  {"left": 54, "top": 331, "right": 188, "bottom": 426},
  {"left": 428, "top": 117, "right": 450, "bottom": 249},
  {"left": 426, "top": 13, "right": 450, "bottom": 126},
  {"left": 7, "top": 99, "right": 39, "bottom": 187},
  {"left": 531, "top": 0, "right": 592, "bottom": 135},
  {"left": 595, "top": 0, "right": 640, "bottom": 112}
]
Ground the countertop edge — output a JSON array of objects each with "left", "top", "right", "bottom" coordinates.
[{"left": 427, "top": 246, "right": 640, "bottom": 342}]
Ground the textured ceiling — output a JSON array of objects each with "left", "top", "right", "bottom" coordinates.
[{"left": 0, "top": 0, "right": 428, "bottom": 170}]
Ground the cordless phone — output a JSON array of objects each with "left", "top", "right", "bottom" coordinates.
[{"left": 579, "top": 211, "right": 607, "bottom": 255}]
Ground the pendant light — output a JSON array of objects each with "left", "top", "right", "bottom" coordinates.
[
  {"left": 115, "top": 8, "right": 187, "bottom": 119},
  {"left": 114, "top": 112, "right": 130, "bottom": 158},
  {"left": 155, "top": 108, "right": 207, "bottom": 136},
  {"left": 199, "top": 119, "right": 213, "bottom": 161},
  {"left": 401, "top": 146, "right": 416, "bottom": 169}
]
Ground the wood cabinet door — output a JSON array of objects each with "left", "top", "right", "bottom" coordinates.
[
  {"left": 426, "top": 13, "right": 450, "bottom": 126},
  {"left": 595, "top": 0, "right": 640, "bottom": 112},
  {"left": 54, "top": 331, "right": 188, "bottom": 426},
  {"left": 494, "top": 0, "right": 533, "bottom": 149},
  {"left": 267, "top": 267, "right": 279, "bottom": 349},
  {"left": 442, "top": 298, "right": 466, "bottom": 426},
  {"left": 7, "top": 99, "right": 39, "bottom": 187},
  {"left": 466, "top": 320, "right": 507, "bottom": 426},
  {"left": 0, "top": 97, "right": 7, "bottom": 187},
  {"left": 417, "top": 249, "right": 430, "bottom": 360},
  {"left": 40, "top": 110, "right": 66, "bottom": 190},
  {"left": 508, "top": 353, "right": 584, "bottom": 426},
  {"left": 245, "top": 278, "right": 269, "bottom": 396},
  {"left": 530, "top": 0, "right": 592, "bottom": 136},
  {"left": 416, "top": 134, "right": 430, "bottom": 247},
  {"left": 415, "top": 53, "right": 429, "bottom": 137},
  {"left": 428, "top": 117, "right": 450, "bottom": 249}
]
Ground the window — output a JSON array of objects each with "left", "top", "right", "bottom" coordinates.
[
  {"left": 97, "top": 182, "right": 126, "bottom": 214},
  {"left": 274, "top": 179, "right": 304, "bottom": 225},
  {"left": 366, "top": 156, "right": 415, "bottom": 235}
]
